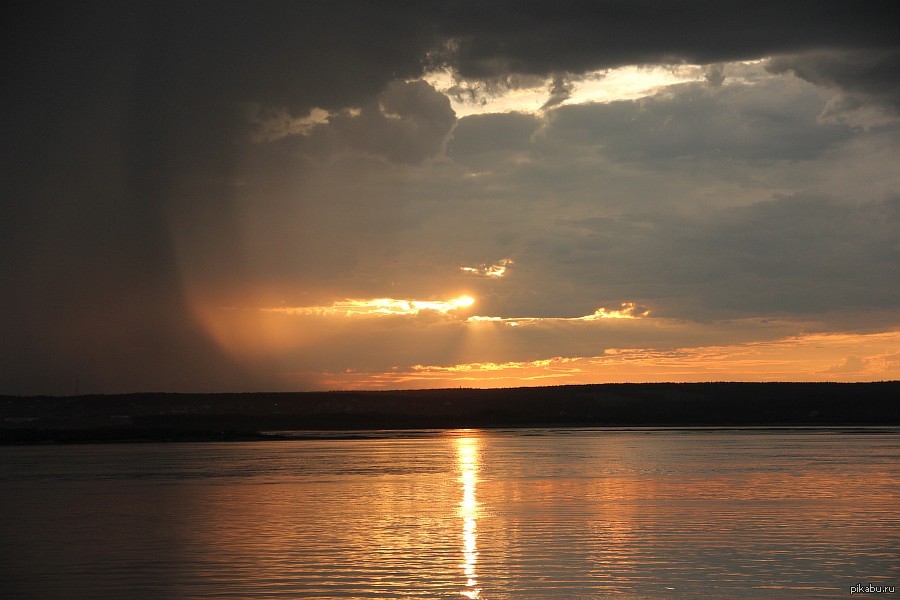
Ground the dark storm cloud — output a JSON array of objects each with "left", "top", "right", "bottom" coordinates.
[
  {"left": 541, "top": 80, "right": 854, "bottom": 161},
  {"left": 302, "top": 80, "right": 456, "bottom": 164},
  {"left": 433, "top": 0, "right": 897, "bottom": 79},
  {"left": 2, "top": 2, "right": 445, "bottom": 393},
  {"left": 126, "top": 3, "right": 439, "bottom": 115},
  {"left": 3, "top": 0, "right": 897, "bottom": 393},
  {"left": 447, "top": 112, "right": 542, "bottom": 165},
  {"left": 767, "top": 49, "right": 900, "bottom": 114},
  {"left": 546, "top": 194, "right": 900, "bottom": 319}
]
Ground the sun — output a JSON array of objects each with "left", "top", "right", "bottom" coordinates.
[{"left": 455, "top": 295, "right": 475, "bottom": 308}]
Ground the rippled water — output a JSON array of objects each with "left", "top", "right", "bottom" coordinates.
[{"left": 1, "top": 428, "right": 898, "bottom": 598}]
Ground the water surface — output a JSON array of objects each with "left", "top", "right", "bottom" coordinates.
[{"left": 1, "top": 428, "right": 898, "bottom": 598}]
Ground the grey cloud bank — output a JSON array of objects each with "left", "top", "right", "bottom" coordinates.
[{"left": 3, "top": 1, "right": 898, "bottom": 393}]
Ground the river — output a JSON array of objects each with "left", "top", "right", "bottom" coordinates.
[{"left": 1, "top": 428, "right": 898, "bottom": 598}]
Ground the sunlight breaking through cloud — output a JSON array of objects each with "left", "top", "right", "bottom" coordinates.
[
  {"left": 263, "top": 295, "right": 475, "bottom": 317},
  {"left": 582, "top": 302, "right": 652, "bottom": 320},
  {"left": 422, "top": 64, "right": 707, "bottom": 117},
  {"left": 467, "top": 302, "right": 651, "bottom": 326},
  {"left": 262, "top": 297, "right": 650, "bottom": 324},
  {"left": 460, "top": 258, "right": 513, "bottom": 278}
]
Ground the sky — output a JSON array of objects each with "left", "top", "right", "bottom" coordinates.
[{"left": 3, "top": 1, "right": 899, "bottom": 394}]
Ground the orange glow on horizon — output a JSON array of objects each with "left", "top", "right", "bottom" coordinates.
[
  {"left": 189, "top": 284, "right": 899, "bottom": 392},
  {"left": 312, "top": 330, "right": 900, "bottom": 389}
]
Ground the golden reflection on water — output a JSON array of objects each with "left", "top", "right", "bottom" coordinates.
[
  {"left": 457, "top": 436, "right": 481, "bottom": 599},
  {"left": 4, "top": 432, "right": 898, "bottom": 598}
]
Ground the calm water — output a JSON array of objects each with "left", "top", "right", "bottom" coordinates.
[{"left": 1, "top": 428, "right": 898, "bottom": 598}]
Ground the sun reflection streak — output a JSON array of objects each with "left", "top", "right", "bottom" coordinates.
[{"left": 457, "top": 436, "right": 481, "bottom": 599}]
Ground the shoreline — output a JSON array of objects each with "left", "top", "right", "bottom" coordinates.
[
  {"left": 3, "top": 424, "right": 899, "bottom": 446},
  {"left": 3, "top": 381, "right": 898, "bottom": 445}
]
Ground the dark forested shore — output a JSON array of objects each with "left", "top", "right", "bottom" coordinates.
[{"left": 2, "top": 382, "right": 898, "bottom": 444}]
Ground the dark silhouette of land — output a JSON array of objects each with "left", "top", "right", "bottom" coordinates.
[{"left": 2, "top": 382, "right": 898, "bottom": 443}]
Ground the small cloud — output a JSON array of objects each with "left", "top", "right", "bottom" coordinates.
[
  {"left": 460, "top": 258, "right": 513, "bottom": 278},
  {"left": 541, "top": 73, "right": 575, "bottom": 110},
  {"left": 465, "top": 301, "right": 651, "bottom": 326},
  {"left": 817, "top": 93, "right": 898, "bottom": 128},
  {"left": 426, "top": 68, "right": 548, "bottom": 116},
  {"left": 825, "top": 355, "right": 869, "bottom": 373},
  {"left": 317, "top": 79, "right": 457, "bottom": 164},
  {"left": 704, "top": 63, "right": 726, "bottom": 88},
  {"left": 581, "top": 302, "right": 652, "bottom": 320},
  {"left": 247, "top": 105, "right": 331, "bottom": 142}
]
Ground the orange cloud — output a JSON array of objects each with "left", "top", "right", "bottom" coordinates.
[
  {"left": 263, "top": 295, "right": 475, "bottom": 317},
  {"left": 466, "top": 302, "right": 651, "bottom": 326}
]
